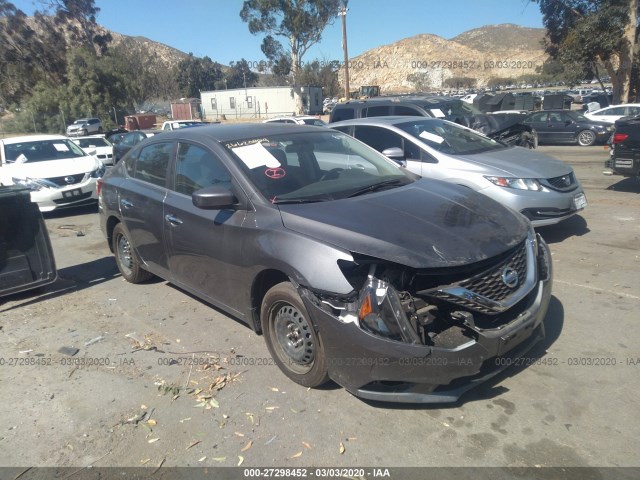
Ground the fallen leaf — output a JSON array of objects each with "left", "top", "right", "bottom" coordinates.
[
  {"left": 147, "top": 419, "right": 157, "bottom": 426},
  {"left": 339, "top": 442, "right": 345, "bottom": 454},
  {"left": 234, "top": 432, "right": 245, "bottom": 437},
  {"left": 148, "top": 438, "right": 160, "bottom": 444},
  {"left": 198, "top": 456, "right": 207, "bottom": 462},
  {"left": 265, "top": 406, "right": 279, "bottom": 411},
  {"left": 241, "top": 440, "right": 253, "bottom": 452},
  {"left": 290, "top": 408, "right": 299, "bottom": 413},
  {"left": 209, "top": 398, "right": 219, "bottom": 409},
  {"left": 237, "top": 456, "right": 244, "bottom": 466},
  {"left": 212, "top": 456, "right": 226, "bottom": 462},
  {"left": 223, "top": 414, "right": 229, "bottom": 419},
  {"left": 140, "top": 405, "right": 148, "bottom": 410},
  {"left": 140, "top": 459, "right": 150, "bottom": 465},
  {"left": 270, "top": 387, "right": 279, "bottom": 392},
  {"left": 180, "top": 417, "right": 192, "bottom": 423},
  {"left": 302, "top": 441, "right": 312, "bottom": 450},
  {"left": 291, "top": 451, "right": 303, "bottom": 458},
  {"left": 186, "top": 440, "right": 201, "bottom": 450}
]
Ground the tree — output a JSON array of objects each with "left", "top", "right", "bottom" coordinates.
[
  {"left": 297, "top": 59, "right": 340, "bottom": 97},
  {"left": 176, "top": 54, "right": 223, "bottom": 98},
  {"left": 443, "top": 77, "right": 477, "bottom": 89},
  {"left": 224, "top": 59, "right": 259, "bottom": 89},
  {"left": 240, "top": 0, "right": 343, "bottom": 113},
  {"left": 534, "top": 0, "right": 639, "bottom": 103},
  {"left": 42, "top": 0, "right": 112, "bottom": 53},
  {"left": 0, "top": 1, "right": 67, "bottom": 105}
]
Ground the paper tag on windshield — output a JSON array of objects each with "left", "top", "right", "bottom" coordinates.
[
  {"left": 419, "top": 131, "right": 444, "bottom": 144},
  {"left": 53, "top": 143, "right": 69, "bottom": 152},
  {"left": 233, "top": 142, "right": 281, "bottom": 169},
  {"left": 429, "top": 109, "right": 446, "bottom": 118},
  {"left": 16, "top": 154, "right": 28, "bottom": 163}
]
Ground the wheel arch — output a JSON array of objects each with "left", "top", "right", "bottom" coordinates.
[
  {"left": 105, "top": 215, "right": 121, "bottom": 253},
  {"left": 250, "top": 269, "right": 290, "bottom": 334}
]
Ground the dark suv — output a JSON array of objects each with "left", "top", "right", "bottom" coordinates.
[
  {"left": 606, "top": 114, "right": 640, "bottom": 178},
  {"left": 329, "top": 96, "right": 537, "bottom": 148}
]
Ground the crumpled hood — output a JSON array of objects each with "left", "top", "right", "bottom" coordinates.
[
  {"left": 455, "top": 146, "right": 574, "bottom": 178},
  {"left": 278, "top": 179, "right": 529, "bottom": 269},
  {"left": 470, "top": 113, "right": 529, "bottom": 136},
  {"left": 3, "top": 156, "right": 100, "bottom": 180}
]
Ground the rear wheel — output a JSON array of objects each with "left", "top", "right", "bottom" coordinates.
[
  {"left": 261, "top": 282, "right": 329, "bottom": 387},
  {"left": 112, "top": 223, "right": 153, "bottom": 283},
  {"left": 577, "top": 129, "right": 596, "bottom": 146}
]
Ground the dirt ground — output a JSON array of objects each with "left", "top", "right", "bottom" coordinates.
[{"left": 1, "top": 144, "right": 639, "bottom": 476}]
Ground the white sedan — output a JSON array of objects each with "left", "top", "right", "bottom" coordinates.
[
  {"left": 71, "top": 135, "right": 114, "bottom": 165},
  {"left": 584, "top": 104, "right": 640, "bottom": 124},
  {"left": 0, "top": 135, "right": 104, "bottom": 212}
]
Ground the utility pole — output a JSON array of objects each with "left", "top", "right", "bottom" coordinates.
[{"left": 339, "top": 2, "right": 349, "bottom": 100}]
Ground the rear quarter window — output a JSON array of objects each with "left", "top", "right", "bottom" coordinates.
[{"left": 331, "top": 107, "right": 355, "bottom": 122}]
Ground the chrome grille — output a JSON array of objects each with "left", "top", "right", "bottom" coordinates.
[
  {"left": 424, "top": 233, "right": 536, "bottom": 315},
  {"left": 45, "top": 174, "right": 86, "bottom": 187},
  {"left": 544, "top": 172, "right": 576, "bottom": 191},
  {"left": 457, "top": 242, "right": 527, "bottom": 302}
]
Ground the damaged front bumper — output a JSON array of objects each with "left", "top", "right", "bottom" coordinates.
[{"left": 300, "top": 233, "right": 553, "bottom": 403}]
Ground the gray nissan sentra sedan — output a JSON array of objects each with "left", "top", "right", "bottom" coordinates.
[
  {"left": 98, "top": 124, "right": 552, "bottom": 403},
  {"left": 331, "top": 116, "right": 587, "bottom": 227}
]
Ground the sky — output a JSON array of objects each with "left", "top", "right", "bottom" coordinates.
[{"left": 13, "top": 0, "right": 544, "bottom": 66}]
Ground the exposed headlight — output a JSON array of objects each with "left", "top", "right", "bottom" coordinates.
[
  {"left": 354, "top": 266, "right": 421, "bottom": 344},
  {"left": 485, "top": 176, "right": 543, "bottom": 191},
  {"left": 606, "top": 126, "right": 614, "bottom": 132},
  {"left": 11, "top": 177, "right": 58, "bottom": 191},
  {"left": 90, "top": 163, "right": 106, "bottom": 178}
]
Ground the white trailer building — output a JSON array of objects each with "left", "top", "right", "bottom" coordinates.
[{"left": 200, "top": 86, "right": 323, "bottom": 121}]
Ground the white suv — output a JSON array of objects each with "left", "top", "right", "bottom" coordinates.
[
  {"left": 0, "top": 135, "right": 105, "bottom": 212},
  {"left": 263, "top": 115, "right": 327, "bottom": 126},
  {"left": 67, "top": 118, "right": 103, "bottom": 136}
]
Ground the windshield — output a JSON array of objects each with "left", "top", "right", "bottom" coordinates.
[
  {"left": 77, "top": 138, "right": 110, "bottom": 148},
  {"left": 397, "top": 119, "right": 508, "bottom": 155},
  {"left": 427, "top": 99, "right": 482, "bottom": 119},
  {"left": 302, "top": 119, "right": 327, "bottom": 127},
  {"left": 3, "top": 139, "right": 87, "bottom": 163},
  {"left": 223, "top": 130, "right": 414, "bottom": 203},
  {"left": 73, "top": 119, "right": 88, "bottom": 125}
]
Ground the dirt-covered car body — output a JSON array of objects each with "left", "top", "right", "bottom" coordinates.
[{"left": 98, "top": 124, "right": 552, "bottom": 403}]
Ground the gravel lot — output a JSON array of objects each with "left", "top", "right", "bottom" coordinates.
[{"left": 1, "top": 144, "right": 639, "bottom": 472}]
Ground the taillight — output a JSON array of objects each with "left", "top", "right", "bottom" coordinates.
[
  {"left": 612, "top": 133, "right": 629, "bottom": 144},
  {"left": 96, "top": 179, "right": 103, "bottom": 196}
]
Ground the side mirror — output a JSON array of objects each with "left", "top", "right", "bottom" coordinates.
[
  {"left": 565, "top": 119, "right": 573, "bottom": 126},
  {"left": 192, "top": 185, "right": 237, "bottom": 209},
  {"left": 381, "top": 147, "right": 407, "bottom": 167}
]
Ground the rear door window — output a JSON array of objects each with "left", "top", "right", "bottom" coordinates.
[
  {"left": 133, "top": 142, "right": 173, "bottom": 187},
  {"left": 331, "top": 107, "right": 355, "bottom": 122},
  {"left": 365, "top": 106, "right": 392, "bottom": 117}
]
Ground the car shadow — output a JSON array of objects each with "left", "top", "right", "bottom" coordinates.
[
  {"left": 42, "top": 203, "right": 99, "bottom": 219},
  {"left": 536, "top": 214, "right": 590, "bottom": 244},
  {"left": 359, "top": 296, "right": 565, "bottom": 410},
  {"left": 0, "top": 256, "right": 128, "bottom": 311},
  {"left": 606, "top": 176, "right": 640, "bottom": 193}
]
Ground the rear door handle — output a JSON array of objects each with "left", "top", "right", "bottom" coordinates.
[
  {"left": 120, "top": 199, "right": 134, "bottom": 208},
  {"left": 165, "top": 214, "right": 183, "bottom": 226}
]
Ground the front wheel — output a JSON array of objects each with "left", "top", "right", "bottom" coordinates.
[
  {"left": 261, "top": 282, "right": 329, "bottom": 387},
  {"left": 577, "top": 129, "right": 596, "bottom": 146},
  {"left": 112, "top": 223, "right": 153, "bottom": 283}
]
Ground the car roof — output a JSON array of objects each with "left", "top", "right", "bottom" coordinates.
[
  {"left": 331, "top": 116, "right": 440, "bottom": 127},
  {"left": 591, "top": 103, "right": 640, "bottom": 113},
  {"left": 152, "top": 123, "right": 329, "bottom": 143},
  {"left": 0, "top": 134, "right": 69, "bottom": 145}
]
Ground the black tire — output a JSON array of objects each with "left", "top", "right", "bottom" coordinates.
[
  {"left": 577, "top": 129, "right": 596, "bottom": 146},
  {"left": 112, "top": 223, "right": 153, "bottom": 283},
  {"left": 261, "top": 282, "right": 329, "bottom": 387},
  {"left": 98, "top": 126, "right": 103, "bottom": 133}
]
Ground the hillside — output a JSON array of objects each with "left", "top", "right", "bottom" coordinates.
[{"left": 339, "top": 24, "right": 549, "bottom": 93}]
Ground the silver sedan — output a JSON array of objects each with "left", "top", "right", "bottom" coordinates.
[{"left": 331, "top": 116, "right": 587, "bottom": 227}]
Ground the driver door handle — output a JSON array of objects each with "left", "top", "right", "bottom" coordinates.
[{"left": 165, "top": 214, "right": 183, "bottom": 226}]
